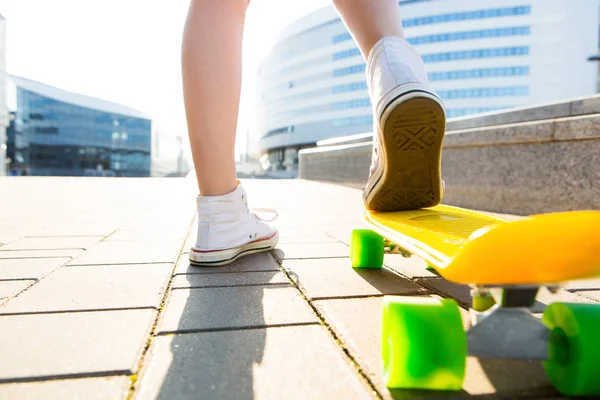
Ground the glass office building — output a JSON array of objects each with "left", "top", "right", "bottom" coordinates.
[
  {"left": 253, "top": 0, "right": 600, "bottom": 174},
  {"left": 7, "top": 75, "right": 152, "bottom": 177},
  {"left": 0, "top": 15, "right": 7, "bottom": 176}
]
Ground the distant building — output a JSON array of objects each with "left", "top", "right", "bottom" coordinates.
[
  {"left": 151, "top": 125, "right": 190, "bottom": 177},
  {"left": 253, "top": 0, "right": 600, "bottom": 174},
  {"left": 0, "top": 15, "right": 8, "bottom": 176},
  {"left": 7, "top": 75, "right": 163, "bottom": 177}
]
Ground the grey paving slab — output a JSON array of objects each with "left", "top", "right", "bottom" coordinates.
[
  {"left": 325, "top": 227, "right": 356, "bottom": 245},
  {"left": 0, "top": 231, "right": 26, "bottom": 246},
  {"left": 107, "top": 227, "right": 190, "bottom": 241},
  {"left": 119, "top": 219, "right": 192, "bottom": 232},
  {"left": 383, "top": 253, "right": 437, "bottom": 279},
  {"left": 171, "top": 271, "right": 289, "bottom": 289},
  {"left": 277, "top": 228, "right": 341, "bottom": 244},
  {"left": 0, "top": 264, "right": 172, "bottom": 313},
  {"left": 273, "top": 242, "right": 350, "bottom": 260},
  {"left": 415, "top": 277, "right": 473, "bottom": 307},
  {"left": 533, "top": 287, "right": 595, "bottom": 313},
  {"left": 174, "top": 252, "right": 280, "bottom": 275},
  {"left": 0, "top": 309, "right": 156, "bottom": 380},
  {"left": 0, "top": 237, "right": 104, "bottom": 251},
  {"left": 181, "top": 232, "right": 195, "bottom": 253},
  {"left": 0, "top": 250, "right": 84, "bottom": 260},
  {"left": 0, "top": 280, "right": 35, "bottom": 303},
  {"left": 314, "top": 297, "right": 558, "bottom": 399},
  {"left": 157, "top": 285, "right": 317, "bottom": 334},
  {"left": 0, "top": 258, "right": 70, "bottom": 280},
  {"left": 282, "top": 258, "right": 428, "bottom": 300},
  {"left": 22, "top": 225, "right": 122, "bottom": 237},
  {"left": 0, "top": 377, "right": 130, "bottom": 400},
  {"left": 69, "top": 241, "right": 183, "bottom": 265},
  {"left": 562, "top": 278, "right": 600, "bottom": 302},
  {"left": 137, "top": 326, "right": 373, "bottom": 400}
]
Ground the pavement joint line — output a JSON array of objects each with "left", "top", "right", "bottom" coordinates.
[
  {"left": 127, "top": 216, "right": 197, "bottom": 400},
  {"left": 24, "top": 235, "right": 107, "bottom": 238},
  {"left": 154, "top": 322, "right": 322, "bottom": 337},
  {"left": 276, "top": 259, "right": 383, "bottom": 399},
  {"left": 0, "top": 257, "right": 75, "bottom": 306},
  {"left": 566, "top": 287, "right": 600, "bottom": 292},
  {"left": 0, "top": 280, "right": 39, "bottom": 308},
  {"left": 0, "top": 370, "right": 131, "bottom": 385},
  {"left": 0, "top": 248, "right": 86, "bottom": 252},
  {"left": 413, "top": 279, "right": 471, "bottom": 308},
  {"left": 0, "top": 256, "right": 75, "bottom": 260},
  {"left": 0, "top": 306, "right": 157, "bottom": 317},
  {"left": 567, "top": 291, "right": 600, "bottom": 303},
  {"left": 170, "top": 282, "right": 292, "bottom": 290},
  {"left": 0, "top": 278, "right": 39, "bottom": 282},
  {"left": 100, "top": 218, "right": 141, "bottom": 243},
  {"left": 173, "top": 268, "right": 281, "bottom": 276},
  {"left": 66, "top": 262, "right": 175, "bottom": 267},
  {"left": 307, "top": 292, "right": 431, "bottom": 301}
]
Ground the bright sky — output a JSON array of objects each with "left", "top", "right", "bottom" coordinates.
[{"left": 0, "top": 0, "right": 329, "bottom": 158}]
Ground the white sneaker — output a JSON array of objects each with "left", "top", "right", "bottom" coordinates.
[
  {"left": 189, "top": 183, "right": 278, "bottom": 266},
  {"left": 363, "top": 36, "right": 446, "bottom": 211}
]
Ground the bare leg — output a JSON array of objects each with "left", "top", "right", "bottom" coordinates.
[
  {"left": 332, "top": 0, "right": 405, "bottom": 59},
  {"left": 182, "top": 0, "right": 248, "bottom": 196}
]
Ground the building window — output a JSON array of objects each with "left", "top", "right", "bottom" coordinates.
[
  {"left": 332, "top": 98, "right": 371, "bottom": 110},
  {"left": 332, "top": 6, "right": 532, "bottom": 44},
  {"left": 429, "top": 66, "right": 529, "bottom": 81},
  {"left": 332, "top": 48, "right": 361, "bottom": 61},
  {"left": 403, "top": 6, "right": 531, "bottom": 28},
  {"left": 408, "top": 26, "right": 530, "bottom": 46},
  {"left": 263, "top": 126, "right": 295, "bottom": 138},
  {"left": 447, "top": 106, "right": 513, "bottom": 118},
  {"left": 332, "top": 81, "right": 368, "bottom": 94},
  {"left": 437, "top": 86, "right": 529, "bottom": 100},
  {"left": 422, "top": 46, "right": 530, "bottom": 63},
  {"left": 332, "top": 32, "right": 352, "bottom": 43},
  {"left": 333, "top": 115, "right": 373, "bottom": 127},
  {"left": 333, "top": 64, "right": 366, "bottom": 77}
]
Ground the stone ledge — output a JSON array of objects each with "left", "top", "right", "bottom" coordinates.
[{"left": 299, "top": 96, "right": 600, "bottom": 214}]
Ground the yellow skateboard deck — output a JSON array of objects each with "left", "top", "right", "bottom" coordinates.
[{"left": 365, "top": 205, "right": 600, "bottom": 285}]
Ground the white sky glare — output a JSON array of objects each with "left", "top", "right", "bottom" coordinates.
[{"left": 0, "top": 0, "right": 329, "bottom": 157}]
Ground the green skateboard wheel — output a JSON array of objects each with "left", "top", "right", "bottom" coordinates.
[
  {"left": 543, "top": 302, "right": 600, "bottom": 396},
  {"left": 382, "top": 296, "right": 466, "bottom": 390},
  {"left": 350, "top": 229, "right": 384, "bottom": 268}
]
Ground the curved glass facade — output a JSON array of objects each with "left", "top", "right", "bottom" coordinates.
[
  {"left": 7, "top": 86, "right": 151, "bottom": 177},
  {"left": 253, "top": 0, "right": 599, "bottom": 175}
]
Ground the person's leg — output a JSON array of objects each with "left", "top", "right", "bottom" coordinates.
[
  {"left": 333, "top": 0, "right": 446, "bottom": 212},
  {"left": 332, "top": 0, "right": 405, "bottom": 59},
  {"left": 182, "top": 0, "right": 246, "bottom": 196},
  {"left": 182, "top": 0, "right": 278, "bottom": 266}
]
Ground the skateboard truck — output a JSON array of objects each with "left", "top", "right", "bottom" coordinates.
[{"left": 467, "top": 286, "right": 550, "bottom": 361}]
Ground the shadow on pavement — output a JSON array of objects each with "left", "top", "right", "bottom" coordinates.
[{"left": 153, "top": 259, "right": 281, "bottom": 399}]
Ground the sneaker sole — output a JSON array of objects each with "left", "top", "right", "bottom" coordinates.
[
  {"left": 189, "top": 232, "right": 278, "bottom": 267},
  {"left": 365, "top": 91, "right": 446, "bottom": 211}
]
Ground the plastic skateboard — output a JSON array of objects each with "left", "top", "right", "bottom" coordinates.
[{"left": 350, "top": 204, "right": 600, "bottom": 395}]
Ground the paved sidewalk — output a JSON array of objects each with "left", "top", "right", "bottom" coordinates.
[{"left": 0, "top": 177, "right": 597, "bottom": 399}]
